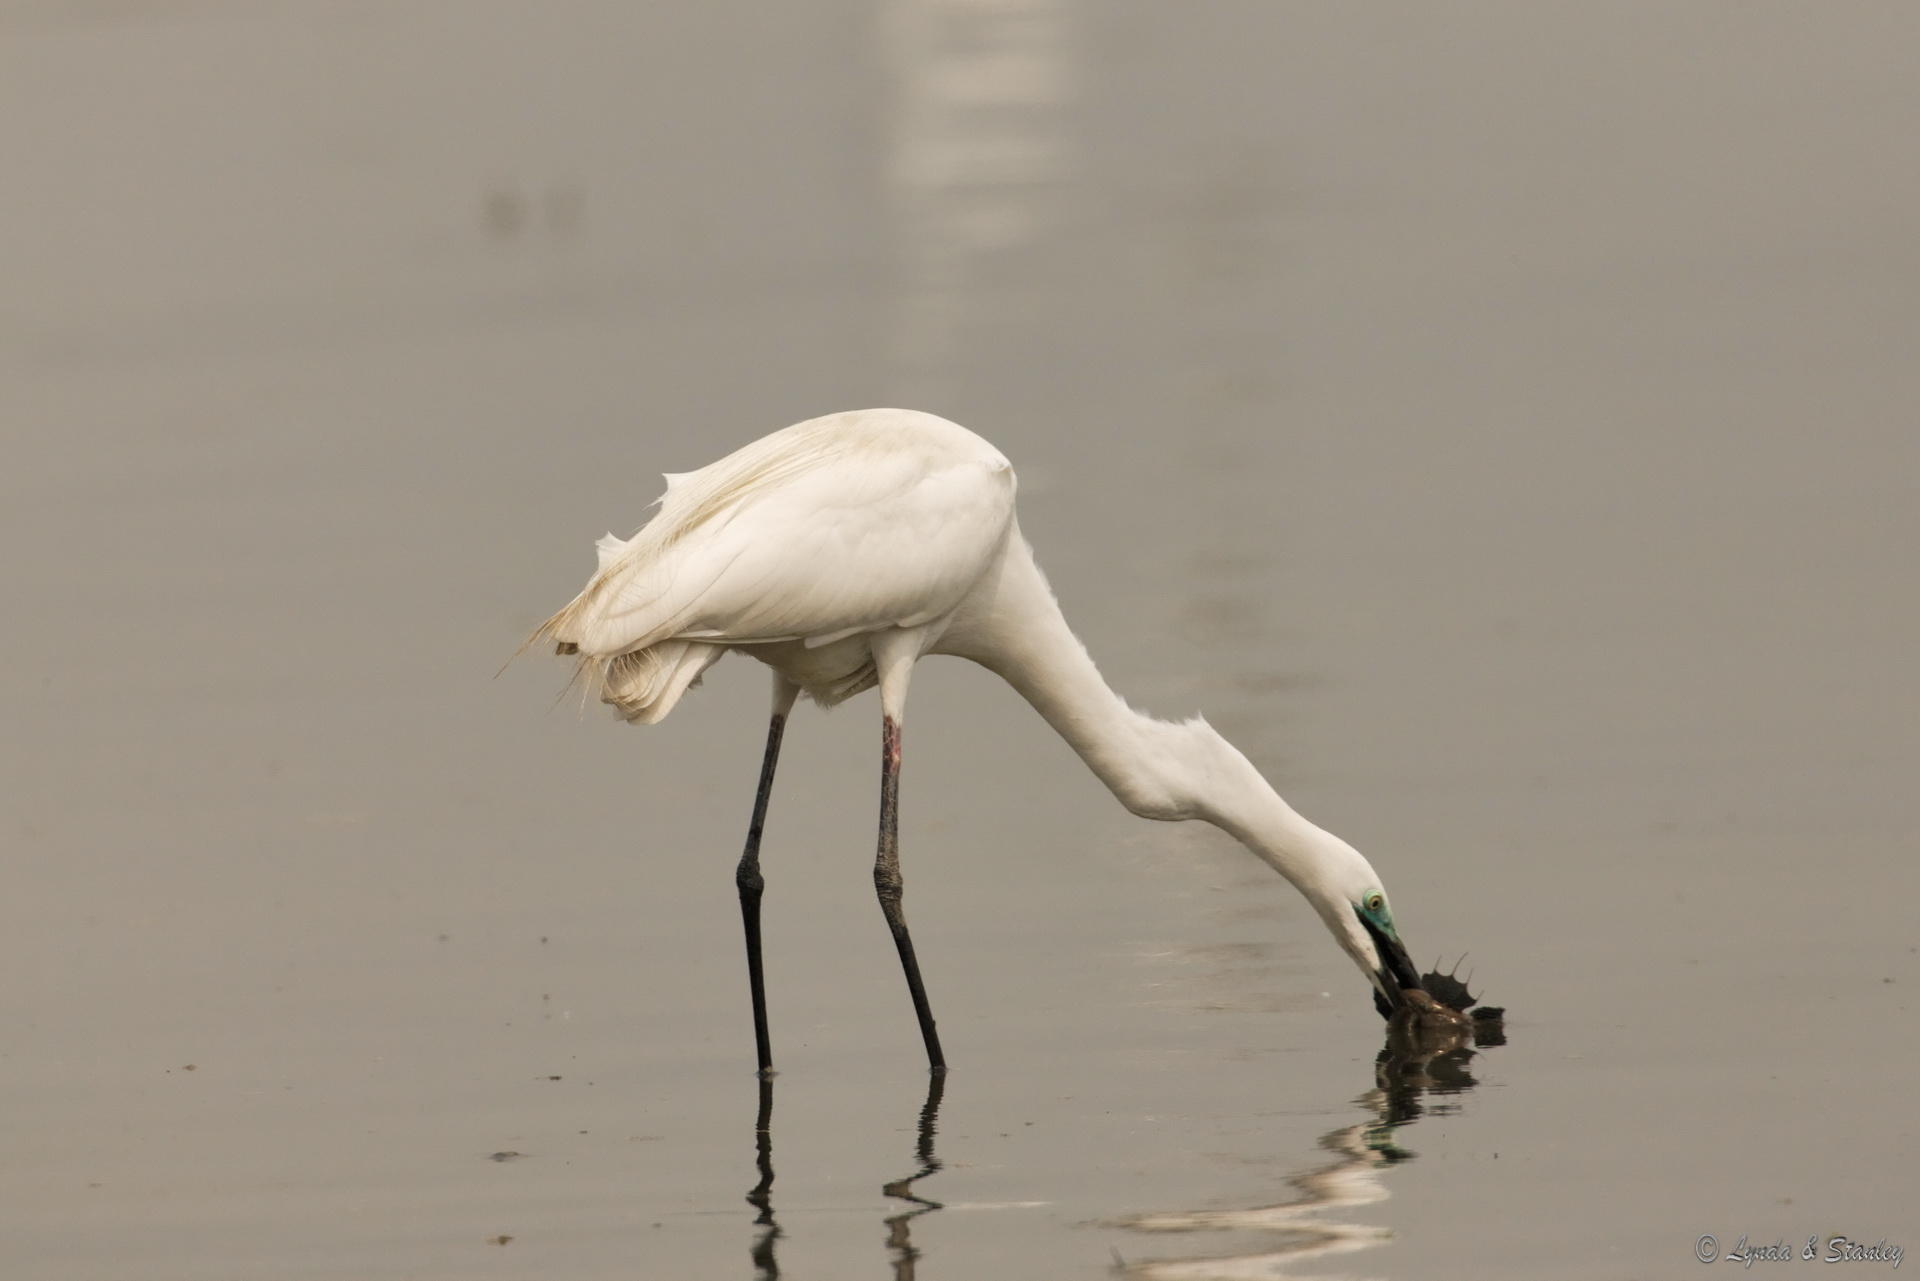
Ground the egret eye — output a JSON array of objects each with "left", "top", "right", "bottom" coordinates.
[{"left": 1364, "top": 893, "right": 1383, "bottom": 914}]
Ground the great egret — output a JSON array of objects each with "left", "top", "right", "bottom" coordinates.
[{"left": 536, "top": 408, "right": 1423, "bottom": 1074}]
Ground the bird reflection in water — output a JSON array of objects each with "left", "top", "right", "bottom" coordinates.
[
  {"left": 746, "top": 1078, "right": 779, "bottom": 1279},
  {"left": 881, "top": 1073, "right": 946, "bottom": 1280},
  {"left": 1115, "top": 1019, "right": 1500, "bottom": 1279},
  {"left": 744, "top": 1074, "right": 948, "bottom": 1280}
]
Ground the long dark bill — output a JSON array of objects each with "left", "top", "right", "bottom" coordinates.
[{"left": 1359, "top": 910, "right": 1424, "bottom": 1020}]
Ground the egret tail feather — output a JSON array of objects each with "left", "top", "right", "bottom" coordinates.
[{"left": 595, "top": 640, "right": 725, "bottom": 723}]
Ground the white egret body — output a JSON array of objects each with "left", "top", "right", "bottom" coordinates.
[{"left": 538, "top": 408, "right": 1421, "bottom": 1073}]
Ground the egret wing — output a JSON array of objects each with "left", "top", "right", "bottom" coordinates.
[
  {"left": 681, "top": 455, "right": 1014, "bottom": 644},
  {"left": 544, "top": 442, "right": 1012, "bottom": 656}
]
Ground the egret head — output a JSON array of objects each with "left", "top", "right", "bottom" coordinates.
[
  {"left": 1347, "top": 888, "right": 1424, "bottom": 1019},
  {"left": 1302, "top": 845, "right": 1424, "bottom": 1019},
  {"left": 1152, "top": 722, "right": 1427, "bottom": 1021}
]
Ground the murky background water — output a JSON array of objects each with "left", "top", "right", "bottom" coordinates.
[{"left": 4, "top": 4, "right": 1915, "bottom": 1278}]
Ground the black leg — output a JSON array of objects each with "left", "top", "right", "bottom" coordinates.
[
  {"left": 738, "top": 707, "right": 790, "bottom": 1077},
  {"left": 874, "top": 716, "right": 946, "bottom": 1072}
]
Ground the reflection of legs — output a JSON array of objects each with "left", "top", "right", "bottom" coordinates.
[
  {"left": 915, "top": 1071, "right": 945, "bottom": 1168},
  {"left": 737, "top": 678, "right": 799, "bottom": 1077},
  {"left": 746, "top": 1077, "right": 779, "bottom": 1280},
  {"left": 883, "top": 1072, "right": 948, "bottom": 1276},
  {"left": 885, "top": 1072, "right": 946, "bottom": 1197}
]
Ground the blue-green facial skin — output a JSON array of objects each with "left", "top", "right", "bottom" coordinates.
[
  {"left": 1355, "top": 893, "right": 1399, "bottom": 944},
  {"left": 1355, "top": 893, "right": 1423, "bottom": 1000}
]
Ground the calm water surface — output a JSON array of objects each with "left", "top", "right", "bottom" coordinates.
[{"left": 3, "top": 4, "right": 1915, "bottom": 1279}]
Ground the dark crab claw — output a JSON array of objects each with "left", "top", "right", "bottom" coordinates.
[{"left": 1421, "top": 955, "right": 1479, "bottom": 1013}]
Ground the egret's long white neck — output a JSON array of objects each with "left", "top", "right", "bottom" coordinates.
[{"left": 949, "top": 530, "right": 1351, "bottom": 892}]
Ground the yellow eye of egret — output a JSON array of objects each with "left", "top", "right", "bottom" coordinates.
[{"left": 1365, "top": 894, "right": 1383, "bottom": 914}]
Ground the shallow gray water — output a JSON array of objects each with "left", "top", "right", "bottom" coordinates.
[{"left": 3, "top": 4, "right": 1915, "bottom": 1279}]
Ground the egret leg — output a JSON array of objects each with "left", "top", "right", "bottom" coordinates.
[
  {"left": 875, "top": 714, "right": 945, "bottom": 1071},
  {"left": 867, "top": 631, "right": 945, "bottom": 1072},
  {"left": 738, "top": 678, "right": 799, "bottom": 1077}
]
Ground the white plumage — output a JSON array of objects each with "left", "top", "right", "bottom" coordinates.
[
  {"left": 540, "top": 409, "right": 1014, "bottom": 720},
  {"left": 537, "top": 408, "right": 1423, "bottom": 1072}
]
